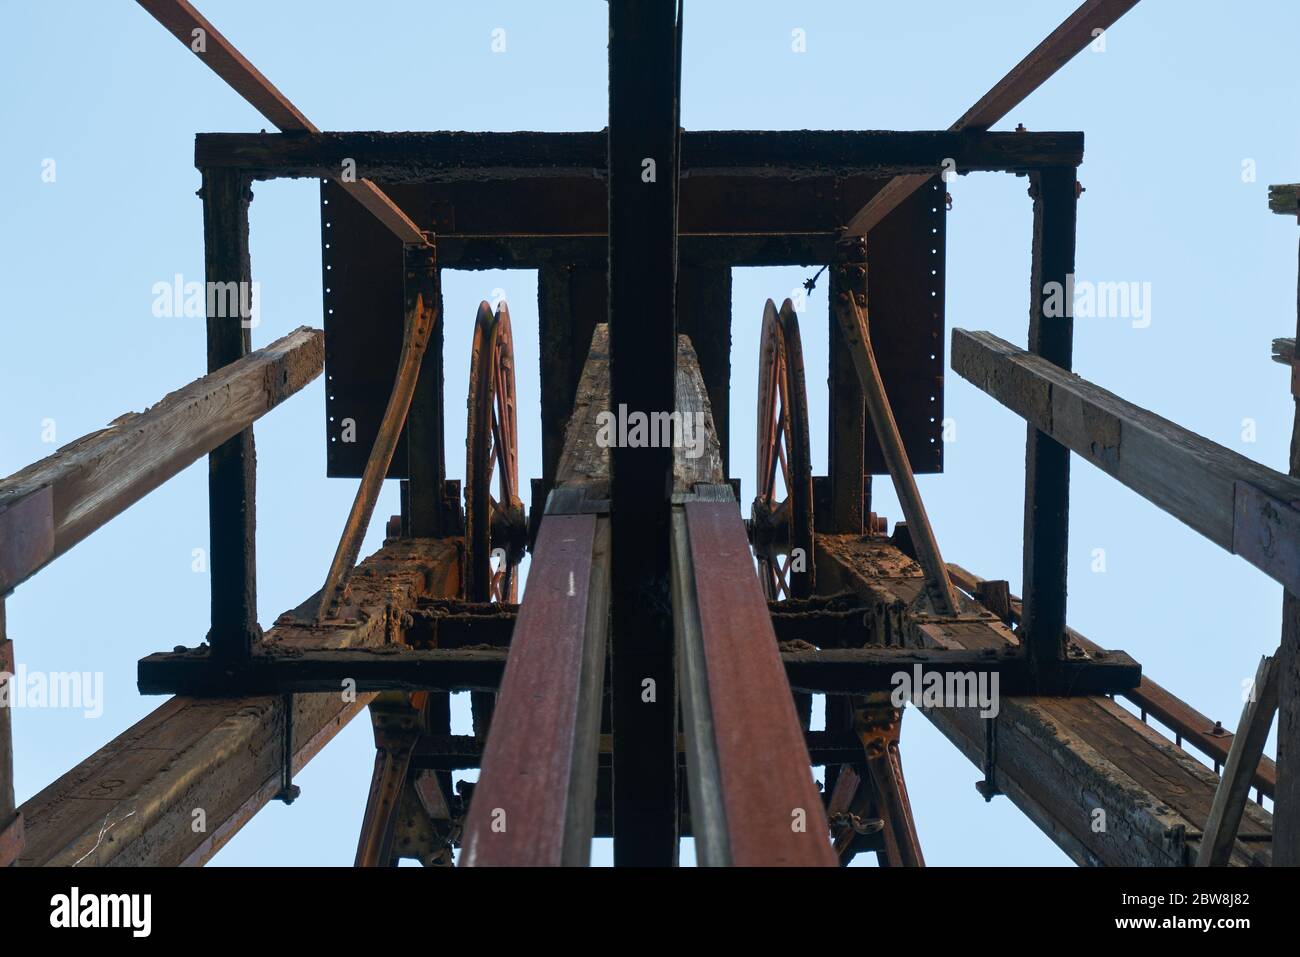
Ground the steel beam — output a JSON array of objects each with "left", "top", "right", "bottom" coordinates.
[
  {"left": 673, "top": 497, "right": 835, "bottom": 866},
  {"left": 607, "top": 0, "right": 681, "bottom": 867},
  {"left": 460, "top": 513, "right": 610, "bottom": 866},
  {"left": 137, "top": 0, "right": 425, "bottom": 244},
  {"left": 403, "top": 246, "right": 446, "bottom": 537},
  {"left": 844, "top": 0, "right": 1139, "bottom": 237},
  {"left": 833, "top": 292, "right": 960, "bottom": 614},
  {"left": 827, "top": 243, "right": 867, "bottom": 534},
  {"left": 193, "top": 130, "right": 1086, "bottom": 181},
  {"left": 1020, "top": 167, "right": 1078, "bottom": 690},
  {"left": 201, "top": 167, "right": 259, "bottom": 662}
]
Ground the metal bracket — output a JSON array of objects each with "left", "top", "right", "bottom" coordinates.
[
  {"left": 274, "top": 694, "right": 300, "bottom": 804},
  {"left": 976, "top": 715, "right": 1001, "bottom": 802}
]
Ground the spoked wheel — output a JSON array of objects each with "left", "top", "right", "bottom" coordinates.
[
  {"left": 751, "top": 299, "right": 815, "bottom": 600},
  {"left": 465, "top": 301, "right": 526, "bottom": 604}
]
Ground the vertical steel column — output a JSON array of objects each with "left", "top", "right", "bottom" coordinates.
[
  {"left": 1020, "top": 167, "right": 1078, "bottom": 691},
  {"left": 201, "top": 167, "right": 259, "bottom": 663},
  {"left": 828, "top": 240, "right": 867, "bottom": 534},
  {"left": 1197, "top": 655, "right": 1279, "bottom": 866},
  {"left": 608, "top": 0, "right": 682, "bottom": 866},
  {"left": 404, "top": 244, "right": 445, "bottom": 537}
]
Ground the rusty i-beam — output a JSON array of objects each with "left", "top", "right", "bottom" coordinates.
[
  {"left": 844, "top": 0, "right": 1141, "bottom": 238},
  {"left": 606, "top": 0, "right": 683, "bottom": 866}
]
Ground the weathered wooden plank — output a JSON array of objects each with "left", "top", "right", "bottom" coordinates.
[
  {"left": 817, "top": 534, "right": 1269, "bottom": 866},
  {"left": 0, "top": 327, "right": 324, "bottom": 594},
  {"left": 553, "top": 324, "right": 723, "bottom": 497},
  {"left": 815, "top": 534, "right": 1019, "bottom": 651},
  {"left": 1197, "top": 655, "right": 1278, "bottom": 865},
  {"left": 947, "top": 562, "right": 1278, "bottom": 797},
  {"left": 953, "top": 328, "right": 1300, "bottom": 595},
  {"left": 1276, "top": 231, "right": 1300, "bottom": 865},
  {"left": 19, "top": 538, "right": 459, "bottom": 866}
]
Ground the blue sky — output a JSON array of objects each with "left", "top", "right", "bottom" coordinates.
[{"left": 1, "top": 0, "right": 1296, "bottom": 866}]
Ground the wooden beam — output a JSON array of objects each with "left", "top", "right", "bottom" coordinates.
[
  {"left": 844, "top": 0, "right": 1137, "bottom": 237},
  {"left": 137, "top": 0, "right": 426, "bottom": 244},
  {"left": 193, "top": 130, "right": 1086, "bottom": 182},
  {"left": 817, "top": 534, "right": 1271, "bottom": 866},
  {"left": 1197, "top": 655, "right": 1279, "bottom": 865},
  {"left": 1020, "top": 168, "right": 1078, "bottom": 690},
  {"left": 1273, "top": 225, "right": 1300, "bottom": 864},
  {"left": 608, "top": 0, "right": 681, "bottom": 867},
  {"left": 201, "top": 167, "right": 258, "bottom": 662},
  {"left": 947, "top": 563, "right": 1279, "bottom": 798},
  {"left": 952, "top": 328, "right": 1300, "bottom": 596},
  {"left": 0, "top": 327, "right": 323, "bottom": 594},
  {"left": 20, "top": 538, "right": 459, "bottom": 866}
]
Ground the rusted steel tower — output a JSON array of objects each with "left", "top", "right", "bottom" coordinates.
[{"left": 1, "top": 0, "right": 1295, "bottom": 869}]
